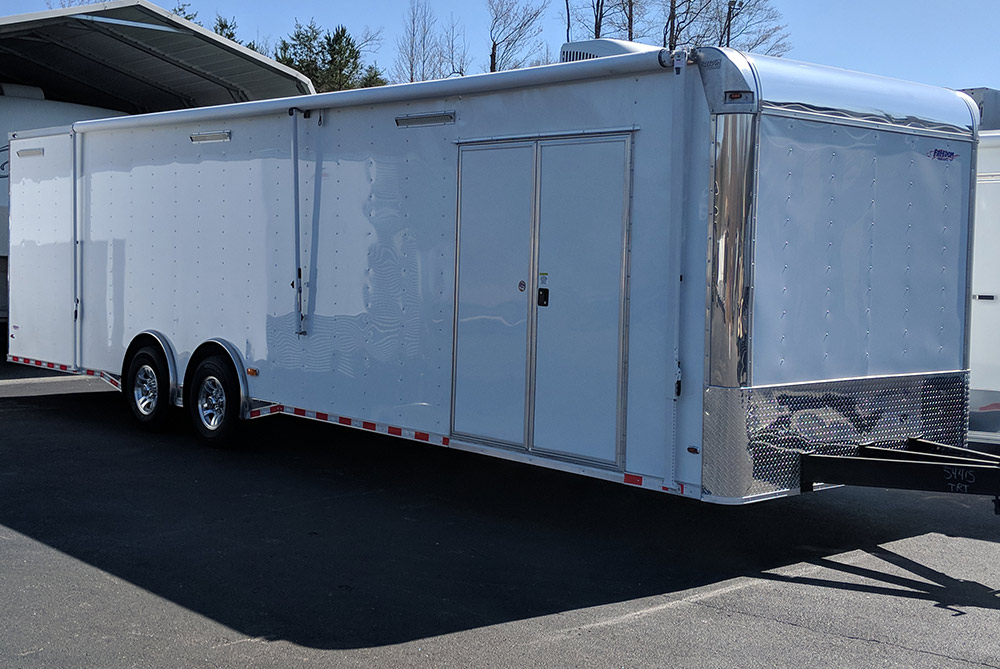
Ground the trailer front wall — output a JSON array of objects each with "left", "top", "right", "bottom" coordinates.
[
  {"left": 752, "top": 116, "right": 971, "bottom": 386},
  {"left": 697, "top": 49, "right": 976, "bottom": 502}
]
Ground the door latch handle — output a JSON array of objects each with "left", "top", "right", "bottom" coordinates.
[{"left": 537, "top": 288, "right": 549, "bottom": 307}]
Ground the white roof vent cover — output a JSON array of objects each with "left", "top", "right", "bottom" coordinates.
[{"left": 559, "top": 39, "right": 660, "bottom": 63}]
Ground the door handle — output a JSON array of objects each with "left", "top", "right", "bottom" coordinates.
[{"left": 537, "top": 288, "right": 549, "bottom": 307}]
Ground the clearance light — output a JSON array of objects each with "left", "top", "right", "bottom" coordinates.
[{"left": 724, "top": 91, "right": 753, "bottom": 103}]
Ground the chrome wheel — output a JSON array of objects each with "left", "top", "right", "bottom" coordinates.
[
  {"left": 127, "top": 347, "right": 170, "bottom": 429},
  {"left": 197, "top": 375, "right": 227, "bottom": 431},
  {"left": 133, "top": 363, "right": 159, "bottom": 416}
]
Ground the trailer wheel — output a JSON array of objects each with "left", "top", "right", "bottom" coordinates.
[
  {"left": 189, "top": 355, "right": 240, "bottom": 443},
  {"left": 126, "top": 346, "right": 170, "bottom": 429}
]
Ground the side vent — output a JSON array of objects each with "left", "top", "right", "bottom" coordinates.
[
  {"left": 561, "top": 49, "right": 598, "bottom": 63},
  {"left": 395, "top": 111, "right": 455, "bottom": 128}
]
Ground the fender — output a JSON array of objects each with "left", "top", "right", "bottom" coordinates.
[
  {"left": 203, "top": 338, "right": 251, "bottom": 419},
  {"left": 127, "top": 330, "right": 181, "bottom": 407}
]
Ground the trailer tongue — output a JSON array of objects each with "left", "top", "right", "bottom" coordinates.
[{"left": 801, "top": 440, "right": 1000, "bottom": 515}]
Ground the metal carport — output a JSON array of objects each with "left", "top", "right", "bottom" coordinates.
[{"left": 0, "top": 0, "right": 314, "bottom": 113}]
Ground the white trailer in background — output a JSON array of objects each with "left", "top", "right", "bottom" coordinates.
[
  {"left": 0, "top": 89, "right": 122, "bottom": 331},
  {"left": 969, "top": 131, "right": 1000, "bottom": 442},
  {"left": 9, "top": 41, "right": 998, "bottom": 506}
]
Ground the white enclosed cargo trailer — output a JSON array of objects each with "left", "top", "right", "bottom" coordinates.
[{"left": 7, "top": 42, "right": 989, "bottom": 505}]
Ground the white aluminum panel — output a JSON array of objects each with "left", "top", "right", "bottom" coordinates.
[
  {"left": 8, "top": 132, "right": 76, "bottom": 364},
  {"left": 752, "top": 116, "right": 969, "bottom": 385},
  {"left": 533, "top": 138, "right": 627, "bottom": 463},
  {"left": 453, "top": 144, "right": 534, "bottom": 444},
  {"left": 869, "top": 130, "right": 969, "bottom": 372},
  {"left": 273, "top": 105, "right": 458, "bottom": 431},
  {"left": 78, "top": 115, "right": 292, "bottom": 377}
]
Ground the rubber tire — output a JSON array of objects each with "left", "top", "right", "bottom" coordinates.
[
  {"left": 188, "top": 355, "right": 240, "bottom": 445},
  {"left": 125, "top": 346, "right": 170, "bottom": 430}
]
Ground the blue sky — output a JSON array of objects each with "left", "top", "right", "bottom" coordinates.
[{"left": 4, "top": 0, "right": 999, "bottom": 89}]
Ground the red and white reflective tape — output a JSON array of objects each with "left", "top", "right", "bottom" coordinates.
[
  {"left": 7, "top": 355, "right": 121, "bottom": 389},
  {"left": 626, "top": 472, "right": 687, "bottom": 496},
  {"left": 247, "top": 403, "right": 450, "bottom": 447}
]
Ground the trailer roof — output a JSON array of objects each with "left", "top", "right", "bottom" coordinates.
[{"left": 0, "top": 0, "right": 314, "bottom": 114}]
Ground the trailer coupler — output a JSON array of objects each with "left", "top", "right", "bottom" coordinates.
[{"left": 800, "top": 438, "right": 1000, "bottom": 515}]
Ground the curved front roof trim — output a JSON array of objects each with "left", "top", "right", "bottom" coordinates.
[{"left": 696, "top": 47, "right": 978, "bottom": 136}]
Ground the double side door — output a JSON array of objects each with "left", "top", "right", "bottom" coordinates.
[{"left": 452, "top": 136, "right": 631, "bottom": 466}]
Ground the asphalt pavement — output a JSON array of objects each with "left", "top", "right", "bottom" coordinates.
[{"left": 0, "top": 358, "right": 998, "bottom": 667}]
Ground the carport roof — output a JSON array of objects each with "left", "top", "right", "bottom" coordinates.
[{"left": 0, "top": 0, "right": 314, "bottom": 114}]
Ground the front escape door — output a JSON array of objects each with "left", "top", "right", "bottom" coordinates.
[{"left": 453, "top": 136, "right": 630, "bottom": 465}]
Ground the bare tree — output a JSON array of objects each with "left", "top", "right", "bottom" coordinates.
[
  {"left": 528, "top": 43, "right": 558, "bottom": 67},
  {"left": 606, "top": 0, "right": 655, "bottom": 41},
  {"left": 662, "top": 0, "right": 713, "bottom": 50},
  {"left": 590, "top": 0, "right": 608, "bottom": 38},
  {"left": 487, "top": 0, "right": 549, "bottom": 72},
  {"left": 568, "top": 0, "right": 660, "bottom": 44},
  {"left": 440, "top": 14, "right": 472, "bottom": 77},
  {"left": 706, "top": 0, "right": 789, "bottom": 54},
  {"left": 45, "top": 0, "right": 100, "bottom": 7},
  {"left": 568, "top": 0, "right": 611, "bottom": 40},
  {"left": 615, "top": 0, "right": 634, "bottom": 40},
  {"left": 660, "top": 0, "right": 789, "bottom": 55},
  {"left": 393, "top": 0, "right": 441, "bottom": 83},
  {"left": 355, "top": 27, "right": 385, "bottom": 55}
]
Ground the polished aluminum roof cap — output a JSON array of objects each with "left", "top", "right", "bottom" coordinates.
[{"left": 741, "top": 48, "right": 978, "bottom": 134}]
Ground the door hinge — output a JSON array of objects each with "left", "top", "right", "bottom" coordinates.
[{"left": 674, "top": 364, "right": 682, "bottom": 397}]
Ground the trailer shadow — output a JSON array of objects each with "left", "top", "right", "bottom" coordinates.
[
  {"left": 757, "top": 547, "right": 1000, "bottom": 616},
  {"left": 0, "top": 390, "right": 997, "bottom": 649}
]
